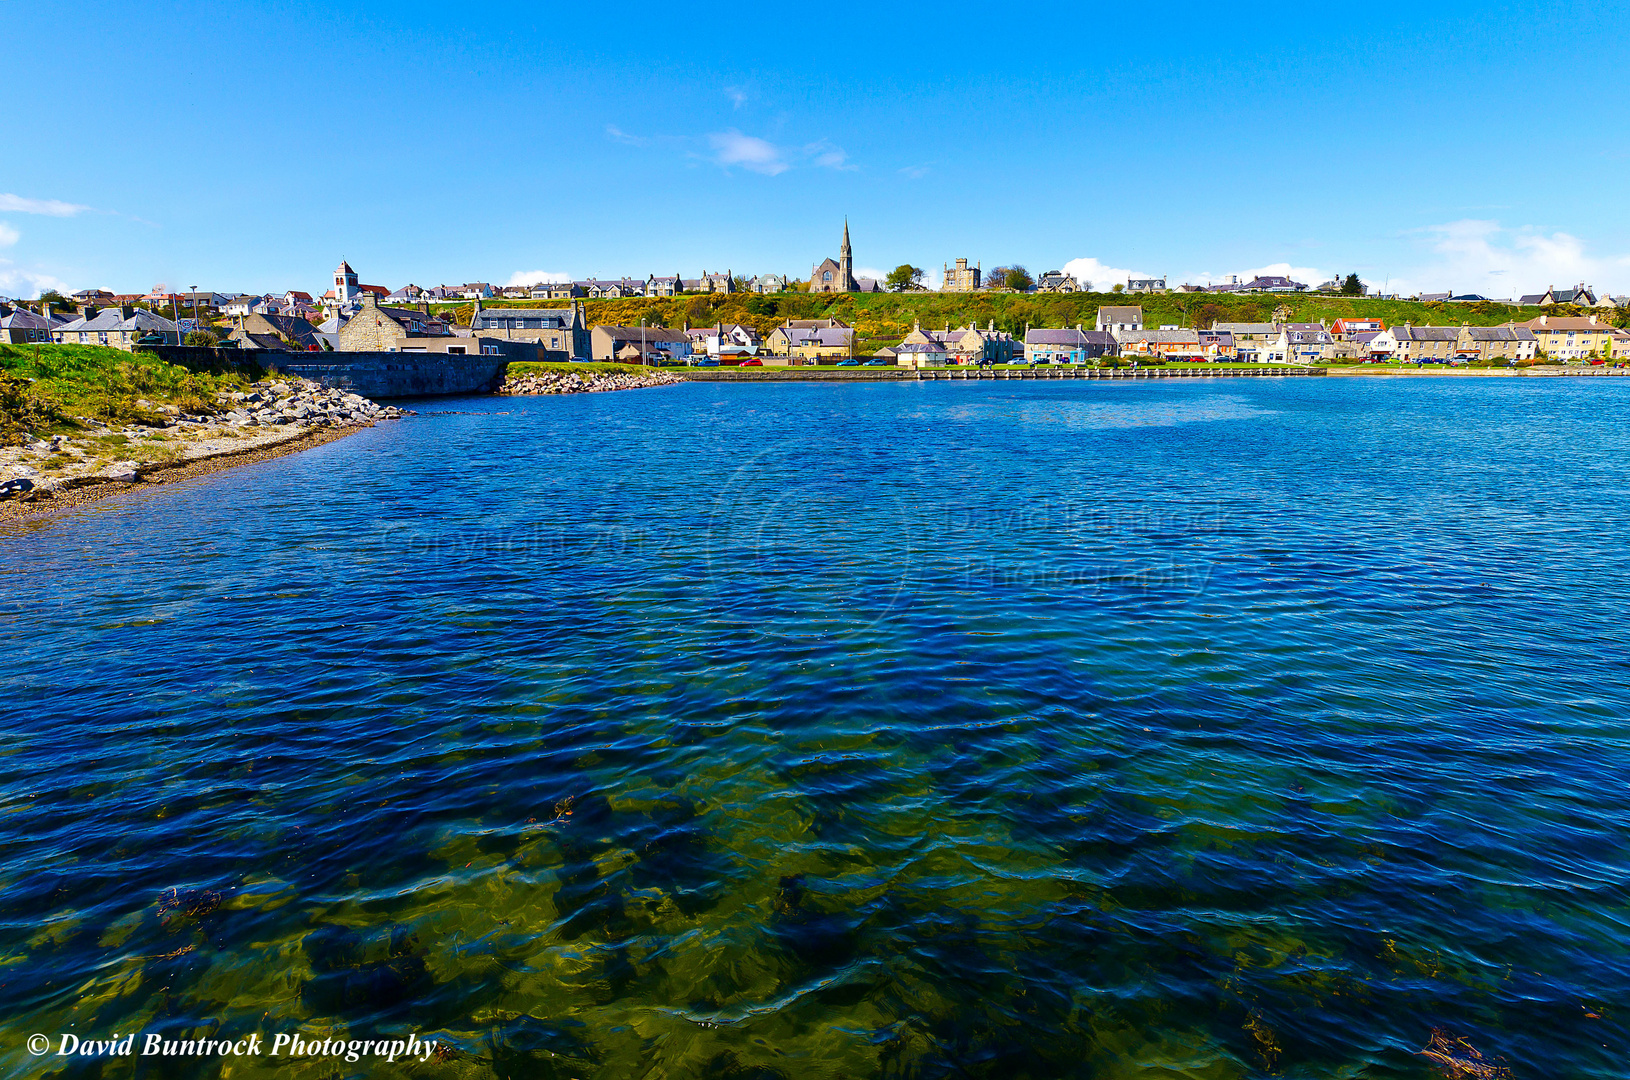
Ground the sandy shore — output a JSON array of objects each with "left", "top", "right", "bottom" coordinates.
[{"left": 0, "top": 423, "right": 370, "bottom": 526}]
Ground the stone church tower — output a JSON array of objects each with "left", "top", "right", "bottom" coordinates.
[{"left": 810, "top": 220, "right": 859, "bottom": 293}]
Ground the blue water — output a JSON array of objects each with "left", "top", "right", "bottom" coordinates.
[{"left": 4, "top": 377, "right": 1629, "bottom": 1078}]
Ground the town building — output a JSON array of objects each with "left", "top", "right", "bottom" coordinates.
[
  {"left": 532, "top": 281, "right": 585, "bottom": 300},
  {"left": 898, "top": 321, "right": 1017, "bottom": 364},
  {"left": 1518, "top": 314, "right": 1617, "bottom": 360},
  {"left": 1214, "top": 322, "right": 1283, "bottom": 363},
  {"left": 470, "top": 300, "right": 590, "bottom": 360},
  {"left": 1037, "top": 271, "right": 1082, "bottom": 293},
  {"left": 1197, "top": 330, "right": 1234, "bottom": 358},
  {"left": 1390, "top": 325, "right": 1459, "bottom": 363},
  {"left": 748, "top": 274, "right": 786, "bottom": 294},
  {"left": 1283, "top": 323, "right": 1336, "bottom": 364},
  {"left": 52, "top": 306, "right": 179, "bottom": 350},
  {"left": 1095, "top": 305, "right": 1143, "bottom": 337},
  {"left": 894, "top": 342, "right": 949, "bottom": 368},
  {"left": 590, "top": 325, "right": 692, "bottom": 363},
  {"left": 1238, "top": 275, "right": 1307, "bottom": 293},
  {"left": 684, "top": 322, "right": 761, "bottom": 360},
  {"left": 1117, "top": 329, "right": 1203, "bottom": 359},
  {"left": 766, "top": 323, "right": 854, "bottom": 361},
  {"left": 1126, "top": 278, "right": 1166, "bottom": 294},
  {"left": 941, "top": 258, "right": 981, "bottom": 292},
  {"left": 335, "top": 294, "right": 459, "bottom": 351},
  {"left": 0, "top": 303, "right": 65, "bottom": 344},
  {"left": 1519, "top": 283, "right": 1613, "bottom": 308},
  {"left": 1330, "top": 317, "right": 1386, "bottom": 338},
  {"left": 1023, "top": 326, "right": 1115, "bottom": 364},
  {"left": 226, "top": 311, "right": 323, "bottom": 351},
  {"left": 1455, "top": 325, "right": 1538, "bottom": 362}
]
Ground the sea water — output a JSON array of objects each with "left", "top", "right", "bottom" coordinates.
[{"left": 3, "top": 377, "right": 1628, "bottom": 1077}]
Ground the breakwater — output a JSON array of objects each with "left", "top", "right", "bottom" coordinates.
[
  {"left": 140, "top": 344, "right": 514, "bottom": 398},
  {"left": 500, "top": 369, "right": 680, "bottom": 395}
]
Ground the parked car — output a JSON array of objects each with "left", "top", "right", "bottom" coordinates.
[
  {"left": 693, "top": 358, "right": 719, "bottom": 367},
  {"left": 837, "top": 359, "right": 859, "bottom": 367},
  {"left": 863, "top": 359, "right": 888, "bottom": 367},
  {"left": 739, "top": 359, "right": 762, "bottom": 367}
]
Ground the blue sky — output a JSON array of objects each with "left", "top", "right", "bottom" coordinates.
[{"left": 3, "top": 0, "right": 1628, "bottom": 300}]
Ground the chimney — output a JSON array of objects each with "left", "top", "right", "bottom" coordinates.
[
  {"left": 83, "top": 304, "right": 98, "bottom": 321},
  {"left": 120, "top": 305, "right": 135, "bottom": 319},
  {"left": 420, "top": 301, "right": 431, "bottom": 316}
]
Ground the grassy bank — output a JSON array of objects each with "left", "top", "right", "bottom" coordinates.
[
  {"left": 506, "top": 361, "right": 660, "bottom": 378},
  {"left": 441, "top": 292, "right": 1622, "bottom": 349},
  {"left": 0, "top": 343, "right": 249, "bottom": 444}
]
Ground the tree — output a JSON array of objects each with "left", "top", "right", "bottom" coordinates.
[
  {"left": 886, "top": 264, "right": 924, "bottom": 292},
  {"left": 185, "top": 329, "right": 219, "bottom": 347},
  {"left": 1341, "top": 273, "right": 1364, "bottom": 296},
  {"left": 1111, "top": 283, "right": 1125, "bottom": 294},
  {"left": 38, "top": 290, "right": 73, "bottom": 314},
  {"left": 1005, "top": 266, "right": 1034, "bottom": 293},
  {"left": 985, "top": 267, "right": 1009, "bottom": 290}
]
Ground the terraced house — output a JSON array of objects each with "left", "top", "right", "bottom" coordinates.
[
  {"left": 52, "top": 306, "right": 179, "bottom": 350},
  {"left": 1519, "top": 315, "right": 1616, "bottom": 360},
  {"left": 1455, "top": 325, "right": 1537, "bottom": 362}
]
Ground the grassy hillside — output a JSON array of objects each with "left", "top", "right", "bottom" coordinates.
[
  {"left": 442, "top": 292, "right": 1623, "bottom": 349},
  {"left": 0, "top": 343, "right": 245, "bottom": 443}
]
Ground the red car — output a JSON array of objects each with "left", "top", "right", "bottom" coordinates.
[{"left": 738, "top": 359, "right": 763, "bottom": 367}]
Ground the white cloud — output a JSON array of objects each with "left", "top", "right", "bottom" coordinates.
[
  {"left": 506, "top": 270, "right": 571, "bottom": 287},
  {"left": 605, "top": 125, "right": 646, "bottom": 146},
  {"left": 899, "top": 165, "right": 931, "bottom": 179},
  {"left": 1388, "top": 219, "right": 1630, "bottom": 298},
  {"left": 1060, "top": 257, "right": 1153, "bottom": 292},
  {"left": 0, "top": 262, "right": 71, "bottom": 299},
  {"left": 854, "top": 266, "right": 891, "bottom": 286},
  {"left": 725, "top": 86, "right": 748, "bottom": 109},
  {"left": 0, "top": 194, "right": 90, "bottom": 217},
  {"left": 708, "top": 130, "right": 788, "bottom": 175},
  {"left": 0, "top": 222, "right": 17, "bottom": 248},
  {"left": 806, "top": 140, "right": 856, "bottom": 171}
]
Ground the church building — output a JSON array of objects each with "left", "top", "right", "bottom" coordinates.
[{"left": 811, "top": 222, "right": 859, "bottom": 293}]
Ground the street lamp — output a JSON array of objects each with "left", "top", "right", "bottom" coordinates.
[{"left": 189, "top": 285, "right": 200, "bottom": 344}]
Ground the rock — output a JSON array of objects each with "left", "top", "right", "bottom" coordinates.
[
  {"left": 104, "top": 463, "right": 139, "bottom": 483},
  {"left": 0, "top": 478, "right": 35, "bottom": 499}
]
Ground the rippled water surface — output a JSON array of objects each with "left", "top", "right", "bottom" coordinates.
[{"left": 5, "top": 377, "right": 1630, "bottom": 1078}]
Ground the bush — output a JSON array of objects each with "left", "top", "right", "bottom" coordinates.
[
  {"left": 0, "top": 373, "right": 61, "bottom": 445},
  {"left": 185, "top": 329, "right": 219, "bottom": 347}
]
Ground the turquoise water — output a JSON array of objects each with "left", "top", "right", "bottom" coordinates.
[{"left": 3, "top": 377, "right": 1629, "bottom": 1078}]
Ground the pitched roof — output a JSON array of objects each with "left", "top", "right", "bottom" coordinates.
[
  {"left": 56, "top": 309, "right": 177, "bottom": 333},
  {"left": 1519, "top": 316, "right": 1609, "bottom": 331},
  {"left": 1025, "top": 328, "right": 1088, "bottom": 345},
  {"left": 1213, "top": 322, "right": 1278, "bottom": 334},
  {"left": 1096, "top": 306, "right": 1142, "bottom": 322},
  {"left": 471, "top": 306, "right": 580, "bottom": 330}
]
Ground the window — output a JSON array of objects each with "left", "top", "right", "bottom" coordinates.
[
  {"left": 823, "top": 271, "right": 832, "bottom": 282},
  {"left": 98, "top": 332, "right": 107, "bottom": 344}
]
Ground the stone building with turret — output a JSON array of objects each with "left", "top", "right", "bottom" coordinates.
[{"left": 811, "top": 221, "right": 859, "bottom": 293}]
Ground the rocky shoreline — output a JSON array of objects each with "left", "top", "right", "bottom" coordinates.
[
  {"left": 1, "top": 378, "right": 404, "bottom": 521},
  {"left": 500, "top": 369, "right": 680, "bottom": 395}
]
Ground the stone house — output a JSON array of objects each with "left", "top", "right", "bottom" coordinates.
[
  {"left": 899, "top": 321, "right": 1017, "bottom": 364},
  {"left": 1213, "top": 322, "right": 1281, "bottom": 362},
  {"left": 1197, "top": 330, "right": 1234, "bottom": 358},
  {"left": 1238, "top": 275, "right": 1307, "bottom": 293},
  {"left": 1281, "top": 323, "right": 1336, "bottom": 364},
  {"left": 590, "top": 325, "right": 692, "bottom": 363},
  {"left": 647, "top": 275, "right": 684, "bottom": 297},
  {"left": 0, "top": 303, "right": 65, "bottom": 344},
  {"left": 227, "top": 311, "right": 323, "bottom": 351},
  {"left": 1037, "top": 271, "right": 1081, "bottom": 293},
  {"left": 1389, "top": 325, "right": 1459, "bottom": 363},
  {"left": 941, "top": 258, "right": 981, "bottom": 292},
  {"left": 1024, "top": 326, "right": 1115, "bottom": 364},
  {"left": 1117, "top": 329, "right": 1204, "bottom": 359},
  {"left": 468, "top": 300, "right": 590, "bottom": 360},
  {"left": 52, "top": 306, "right": 179, "bottom": 350},
  {"left": 748, "top": 274, "right": 786, "bottom": 294},
  {"left": 336, "top": 294, "right": 457, "bottom": 351},
  {"left": 765, "top": 324, "right": 854, "bottom": 361},
  {"left": 1095, "top": 306, "right": 1143, "bottom": 336},
  {"left": 1455, "top": 325, "right": 1538, "bottom": 362},
  {"left": 1127, "top": 278, "right": 1166, "bottom": 294}
]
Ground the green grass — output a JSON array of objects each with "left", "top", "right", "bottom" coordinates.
[
  {"left": 436, "top": 291, "right": 1623, "bottom": 346},
  {"left": 507, "top": 361, "right": 663, "bottom": 377},
  {"left": 0, "top": 343, "right": 248, "bottom": 443}
]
